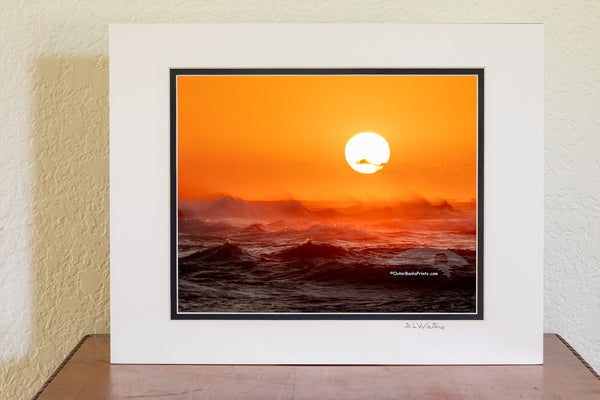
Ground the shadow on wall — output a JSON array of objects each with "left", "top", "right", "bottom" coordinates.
[{"left": 0, "top": 57, "right": 110, "bottom": 399}]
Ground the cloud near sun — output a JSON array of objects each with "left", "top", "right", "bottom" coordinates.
[{"left": 356, "top": 158, "right": 387, "bottom": 167}]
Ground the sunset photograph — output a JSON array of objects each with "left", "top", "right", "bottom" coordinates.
[{"left": 171, "top": 69, "right": 483, "bottom": 318}]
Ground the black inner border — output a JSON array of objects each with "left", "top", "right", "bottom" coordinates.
[{"left": 170, "top": 68, "right": 484, "bottom": 321}]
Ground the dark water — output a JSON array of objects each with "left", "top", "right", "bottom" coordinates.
[{"left": 177, "top": 217, "right": 477, "bottom": 314}]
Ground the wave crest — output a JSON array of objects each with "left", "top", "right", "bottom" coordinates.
[
  {"left": 180, "top": 239, "right": 252, "bottom": 264},
  {"left": 274, "top": 239, "right": 349, "bottom": 260}
]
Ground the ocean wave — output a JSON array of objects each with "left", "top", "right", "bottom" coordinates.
[
  {"left": 179, "top": 239, "right": 253, "bottom": 264},
  {"left": 179, "top": 197, "right": 312, "bottom": 221},
  {"left": 273, "top": 223, "right": 382, "bottom": 244},
  {"left": 178, "top": 218, "right": 233, "bottom": 234},
  {"left": 390, "top": 248, "right": 468, "bottom": 266},
  {"left": 241, "top": 223, "right": 268, "bottom": 233},
  {"left": 274, "top": 239, "right": 349, "bottom": 260}
]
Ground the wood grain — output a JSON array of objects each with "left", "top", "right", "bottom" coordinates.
[{"left": 35, "top": 334, "right": 600, "bottom": 400}]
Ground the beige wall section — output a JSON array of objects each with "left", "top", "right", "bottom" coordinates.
[
  {"left": 0, "top": 1, "right": 598, "bottom": 398},
  {"left": 1, "top": 57, "right": 110, "bottom": 398}
]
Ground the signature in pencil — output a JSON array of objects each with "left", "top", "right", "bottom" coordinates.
[{"left": 404, "top": 322, "right": 446, "bottom": 330}]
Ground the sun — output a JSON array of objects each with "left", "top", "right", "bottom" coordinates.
[{"left": 345, "top": 132, "right": 390, "bottom": 174}]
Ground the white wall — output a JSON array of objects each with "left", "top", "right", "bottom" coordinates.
[{"left": 0, "top": 1, "right": 598, "bottom": 398}]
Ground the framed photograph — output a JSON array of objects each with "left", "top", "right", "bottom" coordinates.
[
  {"left": 171, "top": 68, "right": 484, "bottom": 320},
  {"left": 111, "top": 24, "right": 543, "bottom": 364}
]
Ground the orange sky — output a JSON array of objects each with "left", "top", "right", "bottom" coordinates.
[{"left": 177, "top": 73, "right": 478, "bottom": 202}]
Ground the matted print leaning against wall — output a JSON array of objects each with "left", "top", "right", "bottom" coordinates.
[{"left": 170, "top": 68, "right": 484, "bottom": 320}]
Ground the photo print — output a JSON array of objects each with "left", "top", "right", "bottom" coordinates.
[{"left": 170, "top": 68, "right": 484, "bottom": 320}]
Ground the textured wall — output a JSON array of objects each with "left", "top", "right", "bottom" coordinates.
[{"left": 0, "top": 1, "right": 598, "bottom": 399}]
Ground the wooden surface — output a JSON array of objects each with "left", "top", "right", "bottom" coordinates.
[{"left": 34, "top": 334, "right": 600, "bottom": 399}]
